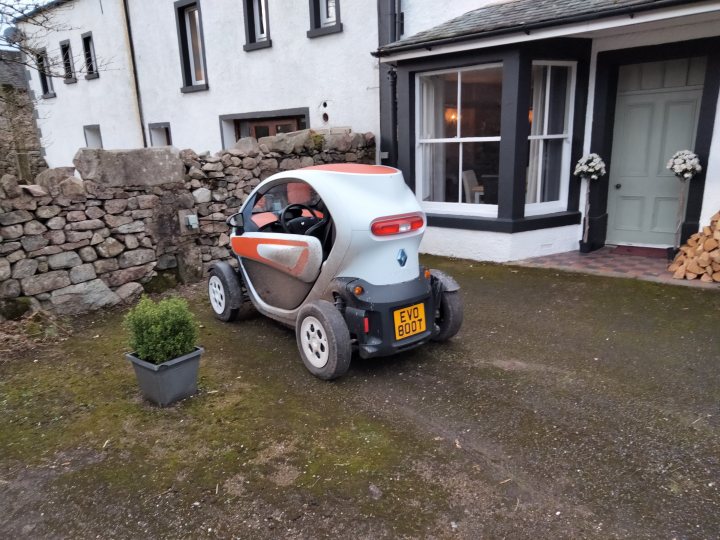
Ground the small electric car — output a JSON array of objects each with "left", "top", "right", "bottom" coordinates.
[{"left": 207, "top": 163, "right": 463, "bottom": 379}]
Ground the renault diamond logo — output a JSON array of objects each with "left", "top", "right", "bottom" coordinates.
[{"left": 397, "top": 249, "right": 407, "bottom": 267}]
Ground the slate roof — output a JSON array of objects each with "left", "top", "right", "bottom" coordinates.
[
  {"left": 0, "top": 51, "right": 27, "bottom": 89},
  {"left": 376, "top": 0, "right": 706, "bottom": 56}
]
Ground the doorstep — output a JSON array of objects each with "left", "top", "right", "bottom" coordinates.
[{"left": 514, "top": 246, "right": 719, "bottom": 289}]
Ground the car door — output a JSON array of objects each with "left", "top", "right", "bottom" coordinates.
[{"left": 231, "top": 181, "right": 324, "bottom": 310}]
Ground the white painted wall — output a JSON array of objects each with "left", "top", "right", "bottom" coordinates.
[
  {"left": 420, "top": 225, "right": 580, "bottom": 262},
  {"left": 127, "top": 0, "right": 381, "bottom": 152},
  {"left": 19, "top": 0, "right": 144, "bottom": 167}
]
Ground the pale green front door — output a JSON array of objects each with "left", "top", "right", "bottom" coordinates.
[{"left": 606, "top": 58, "right": 704, "bottom": 246}]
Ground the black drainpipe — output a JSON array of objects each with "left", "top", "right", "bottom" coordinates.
[
  {"left": 388, "top": 67, "right": 398, "bottom": 166},
  {"left": 121, "top": 0, "right": 147, "bottom": 147}
]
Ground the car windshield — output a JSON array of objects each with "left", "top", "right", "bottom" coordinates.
[{"left": 252, "top": 181, "right": 321, "bottom": 213}]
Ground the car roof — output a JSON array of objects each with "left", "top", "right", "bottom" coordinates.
[{"left": 301, "top": 164, "right": 400, "bottom": 175}]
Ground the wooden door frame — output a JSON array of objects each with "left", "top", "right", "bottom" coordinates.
[{"left": 587, "top": 37, "right": 720, "bottom": 252}]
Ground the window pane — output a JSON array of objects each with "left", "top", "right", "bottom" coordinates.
[
  {"left": 83, "top": 36, "right": 95, "bottom": 74},
  {"left": 420, "top": 142, "right": 459, "bottom": 202},
  {"left": 62, "top": 45, "right": 73, "bottom": 78},
  {"left": 187, "top": 8, "right": 204, "bottom": 82},
  {"left": 460, "top": 67, "right": 502, "bottom": 137},
  {"left": 254, "top": 125, "right": 270, "bottom": 138},
  {"left": 419, "top": 72, "right": 458, "bottom": 139},
  {"left": 529, "top": 65, "right": 547, "bottom": 136},
  {"left": 461, "top": 142, "right": 499, "bottom": 205},
  {"left": 540, "top": 139, "right": 563, "bottom": 201},
  {"left": 321, "top": 0, "right": 336, "bottom": 26},
  {"left": 547, "top": 66, "right": 569, "bottom": 135},
  {"left": 526, "top": 139, "right": 563, "bottom": 203}
]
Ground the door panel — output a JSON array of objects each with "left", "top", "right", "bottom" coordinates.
[
  {"left": 606, "top": 86, "right": 701, "bottom": 246},
  {"left": 231, "top": 233, "right": 323, "bottom": 283}
]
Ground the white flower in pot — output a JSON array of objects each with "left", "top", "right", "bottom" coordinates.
[
  {"left": 666, "top": 150, "right": 703, "bottom": 250},
  {"left": 573, "top": 153, "right": 607, "bottom": 249}
]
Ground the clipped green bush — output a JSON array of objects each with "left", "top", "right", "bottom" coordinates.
[{"left": 124, "top": 296, "right": 199, "bottom": 364}]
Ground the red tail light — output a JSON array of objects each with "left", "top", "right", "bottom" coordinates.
[{"left": 370, "top": 213, "right": 424, "bottom": 236}]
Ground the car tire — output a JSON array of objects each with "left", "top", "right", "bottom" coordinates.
[
  {"left": 296, "top": 300, "right": 351, "bottom": 380},
  {"left": 432, "top": 290, "right": 463, "bottom": 342},
  {"left": 208, "top": 268, "right": 241, "bottom": 322}
]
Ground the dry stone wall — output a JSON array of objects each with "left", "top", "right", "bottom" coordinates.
[{"left": 0, "top": 129, "right": 375, "bottom": 320}]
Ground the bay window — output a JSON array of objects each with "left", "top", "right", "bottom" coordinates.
[
  {"left": 415, "top": 59, "right": 577, "bottom": 222},
  {"left": 417, "top": 64, "right": 502, "bottom": 217}
]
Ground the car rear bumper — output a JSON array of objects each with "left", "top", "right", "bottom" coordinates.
[{"left": 332, "top": 272, "right": 437, "bottom": 359}]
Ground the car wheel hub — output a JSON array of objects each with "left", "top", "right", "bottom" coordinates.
[
  {"left": 208, "top": 275, "right": 226, "bottom": 314},
  {"left": 300, "top": 316, "right": 329, "bottom": 368}
]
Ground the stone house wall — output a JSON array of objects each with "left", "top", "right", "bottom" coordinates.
[{"left": 0, "top": 129, "right": 374, "bottom": 319}]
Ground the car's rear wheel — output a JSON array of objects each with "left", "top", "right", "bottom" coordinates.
[
  {"left": 296, "top": 300, "right": 351, "bottom": 380},
  {"left": 208, "top": 270, "right": 240, "bottom": 322},
  {"left": 432, "top": 290, "right": 463, "bottom": 342}
]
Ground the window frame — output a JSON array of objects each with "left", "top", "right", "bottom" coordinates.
[
  {"left": 35, "top": 49, "right": 56, "bottom": 99},
  {"left": 415, "top": 63, "right": 503, "bottom": 219},
  {"left": 81, "top": 31, "right": 99, "bottom": 80},
  {"left": 83, "top": 124, "right": 103, "bottom": 149},
  {"left": 174, "top": 0, "right": 209, "bottom": 93},
  {"left": 524, "top": 60, "right": 577, "bottom": 217},
  {"left": 149, "top": 122, "right": 173, "bottom": 147},
  {"left": 307, "top": 0, "right": 343, "bottom": 38},
  {"left": 59, "top": 39, "right": 77, "bottom": 84},
  {"left": 243, "top": 0, "right": 272, "bottom": 51}
]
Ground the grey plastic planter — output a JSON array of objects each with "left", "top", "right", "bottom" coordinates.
[{"left": 125, "top": 347, "right": 204, "bottom": 407}]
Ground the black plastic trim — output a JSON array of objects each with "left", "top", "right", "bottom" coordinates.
[{"left": 427, "top": 211, "right": 581, "bottom": 233}]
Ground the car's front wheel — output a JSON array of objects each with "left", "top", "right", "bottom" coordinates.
[{"left": 296, "top": 300, "right": 351, "bottom": 380}]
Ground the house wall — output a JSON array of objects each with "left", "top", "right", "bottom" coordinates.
[
  {"left": 420, "top": 225, "right": 579, "bottom": 262},
  {"left": 19, "top": 0, "right": 144, "bottom": 167},
  {"left": 127, "top": 0, "right": 381, "bottom": 153}
]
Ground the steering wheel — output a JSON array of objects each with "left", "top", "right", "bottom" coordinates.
[{"left": 280, "top": 203, "right": 320, "bottom": 234}]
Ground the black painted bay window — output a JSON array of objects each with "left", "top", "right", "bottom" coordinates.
[{"left": 402, "top": 45, "right": 586, "bottom": 232}]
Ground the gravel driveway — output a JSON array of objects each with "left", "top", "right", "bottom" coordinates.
[{"left": 1, "top": 256, "right": 718, "bottom": 539}]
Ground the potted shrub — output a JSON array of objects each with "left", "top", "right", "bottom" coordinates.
[
  {"left": 124, "top": 296, "right": 203, "bottom": 407},
  {"left": 573, "top": 153, "right": 607, "bottom": 253}
]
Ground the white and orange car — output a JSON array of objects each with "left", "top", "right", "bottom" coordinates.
[{"left": 207, "top": 163, "right": 463, "bottom": 379}]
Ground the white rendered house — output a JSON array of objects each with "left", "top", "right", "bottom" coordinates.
[
  {"left": 18, "top": 0, "right": 497, "bottom": 166},
  {"left": 16, "top": 0, "right": 720, "bottom": 261}
]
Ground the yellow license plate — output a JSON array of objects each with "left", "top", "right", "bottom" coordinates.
[{"left": 393, "top": 302, "right": 426, "bottom": 341}]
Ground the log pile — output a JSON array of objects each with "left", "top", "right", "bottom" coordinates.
[{"left": 668, "top": 211, "right": 720, "bottom": 282}]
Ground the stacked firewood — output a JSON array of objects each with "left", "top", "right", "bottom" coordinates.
[{"left": 668, "top": 211, "right": 720, "bottom": 282}]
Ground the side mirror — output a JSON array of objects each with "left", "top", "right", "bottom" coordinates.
[{"left": 226, "top": 212, "right": 244, "bottom": 231}]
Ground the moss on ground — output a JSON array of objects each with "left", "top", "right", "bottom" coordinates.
[{"left": 1, "top": 260, "right": 718, "bottom": 538}]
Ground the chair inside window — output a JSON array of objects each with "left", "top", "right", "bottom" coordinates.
[{"left": 462, "top": 170, "right": 484, "bottom": 204}]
